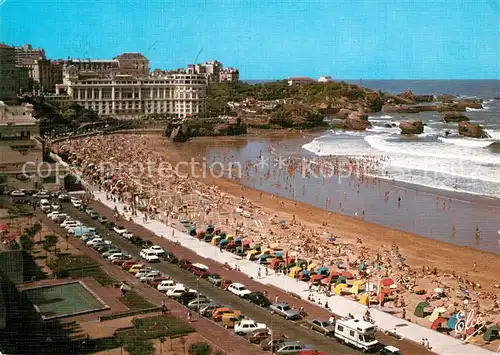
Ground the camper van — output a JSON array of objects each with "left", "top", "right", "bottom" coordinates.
[
  {"left": 333, "top": 318, "right": 379, "bottom": 352},
  {"left": 39, "top": 199, "right": 51, "bottom": 212}
]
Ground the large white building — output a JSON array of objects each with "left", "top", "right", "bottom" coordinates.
[{"left": 54, "top": 54, "right": 208, "bottom": 119}]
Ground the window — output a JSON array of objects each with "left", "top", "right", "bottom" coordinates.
[
  {"left": 350, "top": 330, "right": 355, "bottom": 337},
  {"left": 337, "top": 325, "right": 344, "bottom": 332}
]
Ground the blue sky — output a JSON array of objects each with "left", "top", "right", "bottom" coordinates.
[{"left": 1, "top": 0, "right": 498, "bottom": 79}]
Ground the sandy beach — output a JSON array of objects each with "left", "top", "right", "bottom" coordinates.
[{"left": 51, "top": 132, "right": 500, "bottom": 351}]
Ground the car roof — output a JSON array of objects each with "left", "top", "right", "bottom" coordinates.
[
  {"left": 240, "top": 319, "right": 257, "bottom": 324},
  {"left": 384, "top": 346, "right": 400, "bottom": 352},
  {"left": 230, "top": 282, "right": 245, "bottom": 287},
  {"left": 274, "top": 302, "right": 289, "bottom": 307}
]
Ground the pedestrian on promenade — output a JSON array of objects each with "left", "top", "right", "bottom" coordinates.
[
  {"left": 275, "top": 294, "right": 279, "bottom": 303},
  {"left": 402, "top": 308, "right": 406, "bottom": 320},
  {"left": 187, "top": 310, "right": 192, "bottom": 323},
  {"left": 265, "top": 266, "right": 269, "bottom": 276},
  {"left": 161, "top": 300, "right": 167, "bottom": 314},
  {"left": 258, "top": 268, "right": 261, "bottom": 279}
]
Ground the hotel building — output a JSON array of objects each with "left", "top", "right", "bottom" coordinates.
[
  {"left": 55, "top": 54, "right": 208, "bottom": 119},
  {"left": 0, "top": 44, "right": 30, "bottom": 100}
]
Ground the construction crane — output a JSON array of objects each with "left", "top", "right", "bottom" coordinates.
[{"left": 193, "top": 48, "right": 203, "bottom": 66}]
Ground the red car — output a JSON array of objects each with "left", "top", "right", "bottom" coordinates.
[
  {"left": 189, "top": 263, "right": 210, "bottom": 278},
  {"left": 179, "top": 259, "right": 192, "bottom": 270},
  {"left": 148, "top": 275, "right": 168, "bottom": 287}
]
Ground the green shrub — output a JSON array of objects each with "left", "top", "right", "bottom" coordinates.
[{"left": 189, "top": 342, "right": 212, "bottom": 355}]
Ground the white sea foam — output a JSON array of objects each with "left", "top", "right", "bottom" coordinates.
[
  {"left": 466, "top": 107, "right": 487, "bottom": 112},
  {"left": 437, "top": 137, "right": 495, "bottom": 148}
]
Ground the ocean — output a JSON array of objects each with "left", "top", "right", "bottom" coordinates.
[
  {"left": 202, "top": 80, "right": 500, "bottom": 253},
  {"left": 303, "top": 80, "right": 500, "bottom": 200}
]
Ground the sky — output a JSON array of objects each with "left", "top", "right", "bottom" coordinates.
[{"left": 0, "top": 0, "right": 499, "bottom": 80}]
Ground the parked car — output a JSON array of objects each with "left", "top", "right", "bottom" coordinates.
[
  {"left": 245, "top": 329, "right": 272, "bottom": 344},
  {"left": 148, "top": 245, "right": 165, "bottom": 255},
  {"left": 101, "top": 248, "right": 121, "bottom": 258},
  {"left": 167, "top": 285, "right": 191, "bottom": 298},
  {"left": 128, "top": 264, "right": 146, "bottom": 274},
  {"left": 98, "top": 215, "right": 109, "bottom": 224},
  {"left": 148, "top": 276, "right": 169, "bottom": 287},
  {"left": 135, "top": 268, "right": 155, "bottom": 279},
  {"left": 140, "top": 249, "right": 160, "bottom": 262},
  {"left": 270, "top": 303, "right": 301, "bottom": 320},
  {"left": 179, "top": 291, "right": 205, "bottom": 305},
  {"left": 199, "top": 302, "right": 223, "bottom": 317},
  {"left": 275, "top": 341, "right": 306, "bottom": 354},
  {"left": 58, "top": 193, "right": 71, "bottom": 202},
  {"left": 259, "top": 337, "right": 287, "bottom": 352},
  {"left": 243, "top": 292, "right": 271, "bottom": 307},
  {"left": 227, "top": 283, "right": 252, "bottom": 297},
  {"left": 234, "top": 319, "right": 267, "bottom": 335},
  {"left": 139, "top": 270, "right": 162, "bottom": 282},
  {"left": 380, "top": 346, "right": 401, "bottom": 355},
  {"left": 189, "top": 263, "right": 210, "bottom": 278},
  {"left": 187, "top": 298, "right": 212, "bottom": 311},
  {"left": 10, "top": 190, "right": 26, "bottom": 197},
  {"left": 51, "top": 203, "right": 61, "bottom": 211},
  {"left": 71, "top": 199, "right": 82, "bottom": 208},
  {"left": 89, "top": 211, "right": 99, "bottom": 219},
  {"left": 157, "top": 280, "right": 178, "bottom": 292},
  {"left": 307, "top": 319, "right": 335, "bottom": 335},
  {"left": 122, "top": 232, "right": 134, "bottom": 240},
  {"left": 212, "top": 308, "right": 241, "bottom": 322},
  {"left": 86, "top": 238, "right": 104, "bottom": 247},
  {"left": 207, "top": 273, "right": 222, "bottom": 286},
  {"left": 121, "top": 260, "right": 139, "bottom": 270},
  {"left": 113, "top": 226, "right": 127, "bottom": 235}
]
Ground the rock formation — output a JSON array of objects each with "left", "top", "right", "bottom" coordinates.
[
  {"left": 337, "top": 108, "right": 352, "bottom": 119},
  {"left": 344, "top": 111, "right": 372, "bottom": 130},
  {"left": 442, "top": 111, "right": 470, "bottom": 123},
  {"left": 458, "top": 122, "right": 491, "bottom": 138},
  {"left": 437, "top": 94, "right": 456, "bottom": 103},
  {"left": 399, "top": 120, "right": 424, "bottom": 135},
  {"left": 454, "top": 99, "right": 483, "bottom": 110},
  {"left": 382, "top": 104, "right": 420, "bottom": 113}
]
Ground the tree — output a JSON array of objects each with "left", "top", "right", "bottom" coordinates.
[
  {"left": 123, "top": 338, "right": 154, "bottom": 355},
  {"left": 188, "top": 342, "right": 212, "bottom": 355},
  {"left": 0, "top": 173, "right": 7, "bottom": 195},
  {"left": 20, "top": 234, "right": 35, "bottom": 254},
  {"left": 43, "top": 234, "right": 58, "bottom": 256}
]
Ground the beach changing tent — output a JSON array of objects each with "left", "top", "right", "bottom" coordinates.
[
  {"left": 447, "top": 313, "right": 460, "bottom": 329},
  {"left": 288, "top": 266, "right": 302, "bottom": 278},
  {"left": 483, "top": 325, "right": 500, "bottom": 342},
  {"left": 431, "top": 317, "right": 448, "bottom": 330},
  {"left": 414, "top": 301, "right": 431, "bottom": 318}
]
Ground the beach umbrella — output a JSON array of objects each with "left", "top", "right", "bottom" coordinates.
[
  {"left": 310, "top": 274, "right": 324, "bottom": 282},
  {"left": 334, "top": 283, "right": 347, "bottom": 295},
  {"left": 270, "top": 243, "right": 280, "bottom": 249},
  {"left": 358, "top": 263, "right": 366, "bottom": 270},
  {"left": 242, "top": 239, "right": 251, "bottom": 247},
  {"left": 374, "top": 264, "right": 381, "bottom": 270},
  {"left": 414, "top": 301, "right": 431, "bottom": 318},
  {"left": 381, "top": 278, "right": 395, "bottom": 287},
  {"left": 335, "top": 276, "right": 348, "bottom": 286},
  {"left": 317, "top": 266, "right": 329, "bottom": 275},
  {"left": 431, "top": 300, "right": 445, "bottom": 307},
  {"left": 431, "top": 317, "right": 448, "bottom": 330},
  {"left": 447, "top": 313, "right": 460, "bottom": 329},
  {"left": 274, "top": 251, "right": 283, "bottom": 257},
  {"left": 336, "top": 261, "right": 344, "bottom": 268},
  {"left": 0, "top": 224, "right": 7, "bottom": 232},
  {"left": 434, "top": 287, "right": 444, "bottom": 294},
  {"left": 279, "top": 220, "right": 285, "bottom": 224},
  {"left": 341, "top": 271, "right": 354, "bottom": 279},
  {"left": 359, "top": 293, "right": 369, "bottom": 305},
  {"left": 301, "top": 270, "right": 310, "bottom": 275},
  {"left": 483, "top": 325, "right": 500, "bottom": 342}
]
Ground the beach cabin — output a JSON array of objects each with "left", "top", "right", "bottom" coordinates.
[{"left": 246, "top": 250, "right": 259, "bottom": 260}]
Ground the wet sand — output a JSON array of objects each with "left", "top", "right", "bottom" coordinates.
[{"left": 184, "top": 133, "right": 500, "bottom": 255}]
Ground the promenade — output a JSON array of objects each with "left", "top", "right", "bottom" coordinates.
[{"left": 94, "top": 191, "right": 495, "bottom": 355}]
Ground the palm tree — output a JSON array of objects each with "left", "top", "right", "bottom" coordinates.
[{"left": 43, "top": 234, "right": 58, "bottom": 257}]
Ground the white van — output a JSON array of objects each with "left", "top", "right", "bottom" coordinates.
[
  {"left": 39, "top": 199, "right": 51, "bottom": 213},
  {"left": 334, "top": 318, "right": 379, "bottom": 352}
]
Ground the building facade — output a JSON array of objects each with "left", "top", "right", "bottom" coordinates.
[
  {"left": 31, "top": 59, "right": 64, "bottom": 92},
  {"left": 0, "top": 44, "right": 30, "bottom": 100},
  {"left": 113, "top": 53, "right": 149, "bottom": 78},
  {"left": 287, "top": 77, "right": 316, "bottom": 86},
  {"left": 56, "top": 66, "right": 207, "bottom": 118},
  {"left": 318, "top": 76, "right": 333, "bottom": 83},
  {"left": 14, "top": 44, "right": 46, "bottom": 66},
  {"left": 0, "top": 101, "right": 42, "bottom": 172},
  {"left": 219, "top": 68, "right": 240, "bottom": 83}
]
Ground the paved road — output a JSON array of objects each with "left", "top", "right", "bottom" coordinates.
[
  {"left": 38, "top": 210, "right": 266, "bottom": 355},
  {"left": 62, "top": 203, "right": 360, "bottom": 355}
]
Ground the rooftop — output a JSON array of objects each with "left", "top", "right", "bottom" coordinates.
[{"left": 0, "top": 102, "right": 37, "bottom": 126}]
